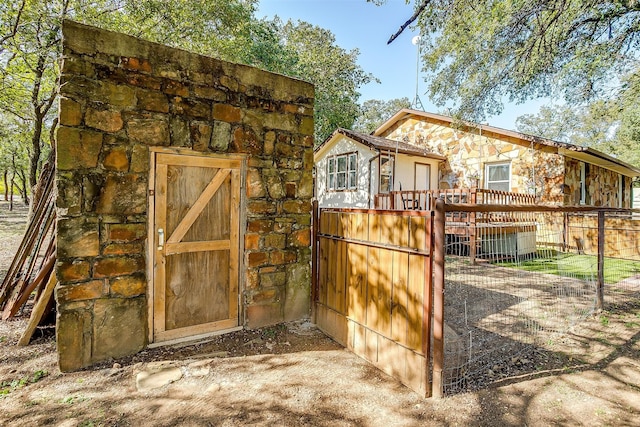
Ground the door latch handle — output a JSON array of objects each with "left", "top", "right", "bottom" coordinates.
[{"left": 157, "top": 228, "right": 164, "bottom": 251}]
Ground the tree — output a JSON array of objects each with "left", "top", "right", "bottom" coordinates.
[
  {"left": 77, "top": 0, "right": 260, "bottom": 60},
  {"left": 515, "top": 104, "right": 612, "bottom": 148},
  {"left": 515, "top": 102, "right": 640, "bottom": 168},
  {"left": 376, "top": 1, "right": 640, "bottom": 121},
  {"left": 353, "top": 97, "right": 411, "bottom": 134},
  {"left": 2, "top": 0, "right": 269, "bottom": 193},
  {"left": 1, "top": 0, "right": 61, "bottom": 192},
  {"left": 278, "top": 20, "right": 377, "bottom": 143},
  {"left": 0, "top": 114, "right": 31, "bottom": 205},
  {"left": 605, "top": 73, "right": 640, "bottom": 168},
  {"left": 612, "top": 106, "right": 640, "bottom": 169},
  {"left": 0, "top": 0, "right": 373, "bottom": 191}
]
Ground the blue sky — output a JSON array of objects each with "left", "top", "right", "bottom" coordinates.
[{"left": 257, "top": 0, "right": 550, "bottom": 130}]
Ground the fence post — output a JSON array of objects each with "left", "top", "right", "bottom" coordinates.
[
  {"left": 469, "top": 210, "right": 477, "bottom": 265},
  {"left": 596, "top": 210, "right": 605, "bottom": 310},
  {"left": 311, "top": 200, "right": 319, "bottom": 323},
  {"left": 423, "top": 206, "right": 433, "bottom": 397},
  {"left": 432, "top": 197, "right": 446, "bottom": 398},
  {"left": 562, "top": 212, "right": 568, "bottom": 252}
]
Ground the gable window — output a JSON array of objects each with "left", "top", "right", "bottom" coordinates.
[
  {"left": 327, "top": 153, "right": 357, "bottom": 191},
  {"left": 379, "top": 153, "right": 395, "bottom": 193},
  {"left": 485, "top": 162, "right": 511, "bottom": 191}
]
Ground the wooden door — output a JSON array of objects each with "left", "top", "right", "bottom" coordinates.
[
  {"left": 414, "top": 163, "right": 431, "bottom": 191},
  {"left": 152, "top": 152, "right": 241, "bottom": 342}
]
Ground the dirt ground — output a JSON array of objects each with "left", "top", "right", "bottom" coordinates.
[{"left": 1, "top": 200, "right": 640, "bottom": 426}]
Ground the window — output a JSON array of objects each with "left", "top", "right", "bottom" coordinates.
[
  {"left": 619, "top": 175, "right": 624, "bottom": 208},
  {"left": 327, "top": 153, "right": 357, "bottom": 191},
  {"left": 485, "top": 162, "right": 511, "bottom": 191},
  {"left": 379, "top": 154, "right": 394, "bottom": 193},
  {"left": 348, "top": 153, "right": 357, "bottom": 189},
  {"left": 328, "top": 157, "right": 335, "bottom": 190}
]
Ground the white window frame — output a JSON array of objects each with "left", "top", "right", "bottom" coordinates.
[
  {"left": 484, "top": 162, "right": 511, "bottom": 192},
  {"left": 327, "top": 153, "right": 357, "bottom": 191},
  {"left": 618, "top": 175, "right": 624, "bottom": 208},
  {"left": 379, "top": 153, "right": 395, "bottom": 193}
]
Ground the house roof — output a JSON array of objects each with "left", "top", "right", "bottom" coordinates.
[
  {"left": 315, "top": 128, "right": 446, "bottom": 160},
  {"left": 374, "top": 109, "right": 640, "bottom": 177}
]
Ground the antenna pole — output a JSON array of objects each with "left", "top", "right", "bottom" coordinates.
[{"left": 412, "top": 36, "right": 424, "bottom": 111}]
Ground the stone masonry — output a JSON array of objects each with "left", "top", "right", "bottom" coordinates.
[
  {"left": 56, "top": 21, "right": 314, "bottom": 371},
  {"left": 381, "top": 116, "right": 632, "bottom": 207},
  {"left": 381, "top": 117, "right": 565, "bottom": 203},
  {"left": 564, "top": 158, "right": 632, "bottom": 207}
]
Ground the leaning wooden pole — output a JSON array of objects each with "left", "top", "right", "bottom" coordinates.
[
  {"left": 17, "top": 273, "right": 57, "bottom": 346},
  {"left": 596, "top": 210, "right": 605, "bottom": 310},
  {"left": 432, "top": 197, "right": 446, "bottom": 398},
  {"left": 0, "top": 169, "right": 54, "bottom": 308}
]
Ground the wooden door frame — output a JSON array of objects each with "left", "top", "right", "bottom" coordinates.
[{"left": 147, "top": 147, "right": 247, "bottom": 345}]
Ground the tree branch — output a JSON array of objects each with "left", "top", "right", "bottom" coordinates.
[
  {"left": 387, "top": 0, "right": 431, "bottom": 45},
  {"left": 0, "top": 0, "right": 27, "bottom": 48}
]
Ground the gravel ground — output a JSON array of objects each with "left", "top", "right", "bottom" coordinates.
[{"left": 1, "top": 200, "right": 640, "bottom": 426}]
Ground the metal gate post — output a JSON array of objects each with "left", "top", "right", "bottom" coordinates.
[
  {"left": 311, "top": 200, "right": 319, "bottom": 323},
  {"left": 432, "top": 197, "right": 446, "bottom": 398},
  {"left": 596, "top": 210, "right": 605, "bottom": 310}
]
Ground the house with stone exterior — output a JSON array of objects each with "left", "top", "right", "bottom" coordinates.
[
  {"left": 314, "top": 128, "right": 444, "bottom": 208},
  {"left": 367, "top": 109, "right": 640, "bottom": 208}
]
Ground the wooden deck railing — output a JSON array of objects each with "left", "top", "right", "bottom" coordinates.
[{"left": 373, "top": 188, "right": 536, "bottom": 212}]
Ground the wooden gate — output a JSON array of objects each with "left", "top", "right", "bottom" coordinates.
[
  {"left": 150, "top": 151, "right": 241, "bottom": 343},
  {"left": 313, "top": 206, "right": 438, "bottom": 397}
]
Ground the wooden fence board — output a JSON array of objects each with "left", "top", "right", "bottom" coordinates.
[
  {"left": 315, "top": 206, "right": 434, "bottom": 397},
  {"left": 351, "top": 321, "right": 366, "bottom": 356},
  {"left": 364, "top": 327, "right": 378, "bottom": 363},
  {"left": 406, "top": 348, "right": 428, "bottom": 396},
  {"left": 407, "top": 254, "right": 424, "bottom": 353},
  {"left": 369, "top": 213, "right": 381, "bottom": 243},
  {"left": 391, "top": 251, "right": 409, "bottom": 344},
  {"left": 381, "top": 214, "right": 395, "bottom": 245},
  {"left": 347, "top": 243, "right": 367, "bottom": 324},
  {"left": 366, "top": 247, "right": 380, "bottom": 332},
  {"left": 410, "top": 217, "right": 427, "bottom": 252},
  {"left": 353, "top": 213, "right": 368, "bottom": 240},
  {"left": 338, "top": 240, "right": 348, "bottom": 313},
  {"left": 318, "top": 236, "right": 328, "bottom": 306},
  {"left": 378, "top": 248, "right": 393, "bottom": 337}
]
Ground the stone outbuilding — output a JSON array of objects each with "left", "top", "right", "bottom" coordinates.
[{"left": 55, "top": 21, "right": 314, "bottom": 371}]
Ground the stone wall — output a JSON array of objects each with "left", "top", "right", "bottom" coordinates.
[
  {"left": 381, "top": 117, "right": 565, "bottom": 203},
  {"left": 55, "top": 21, "right": 314, "bottom": 371},
  {"left": 564, "top": 158, "right": 632, "bottom": 207}
]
